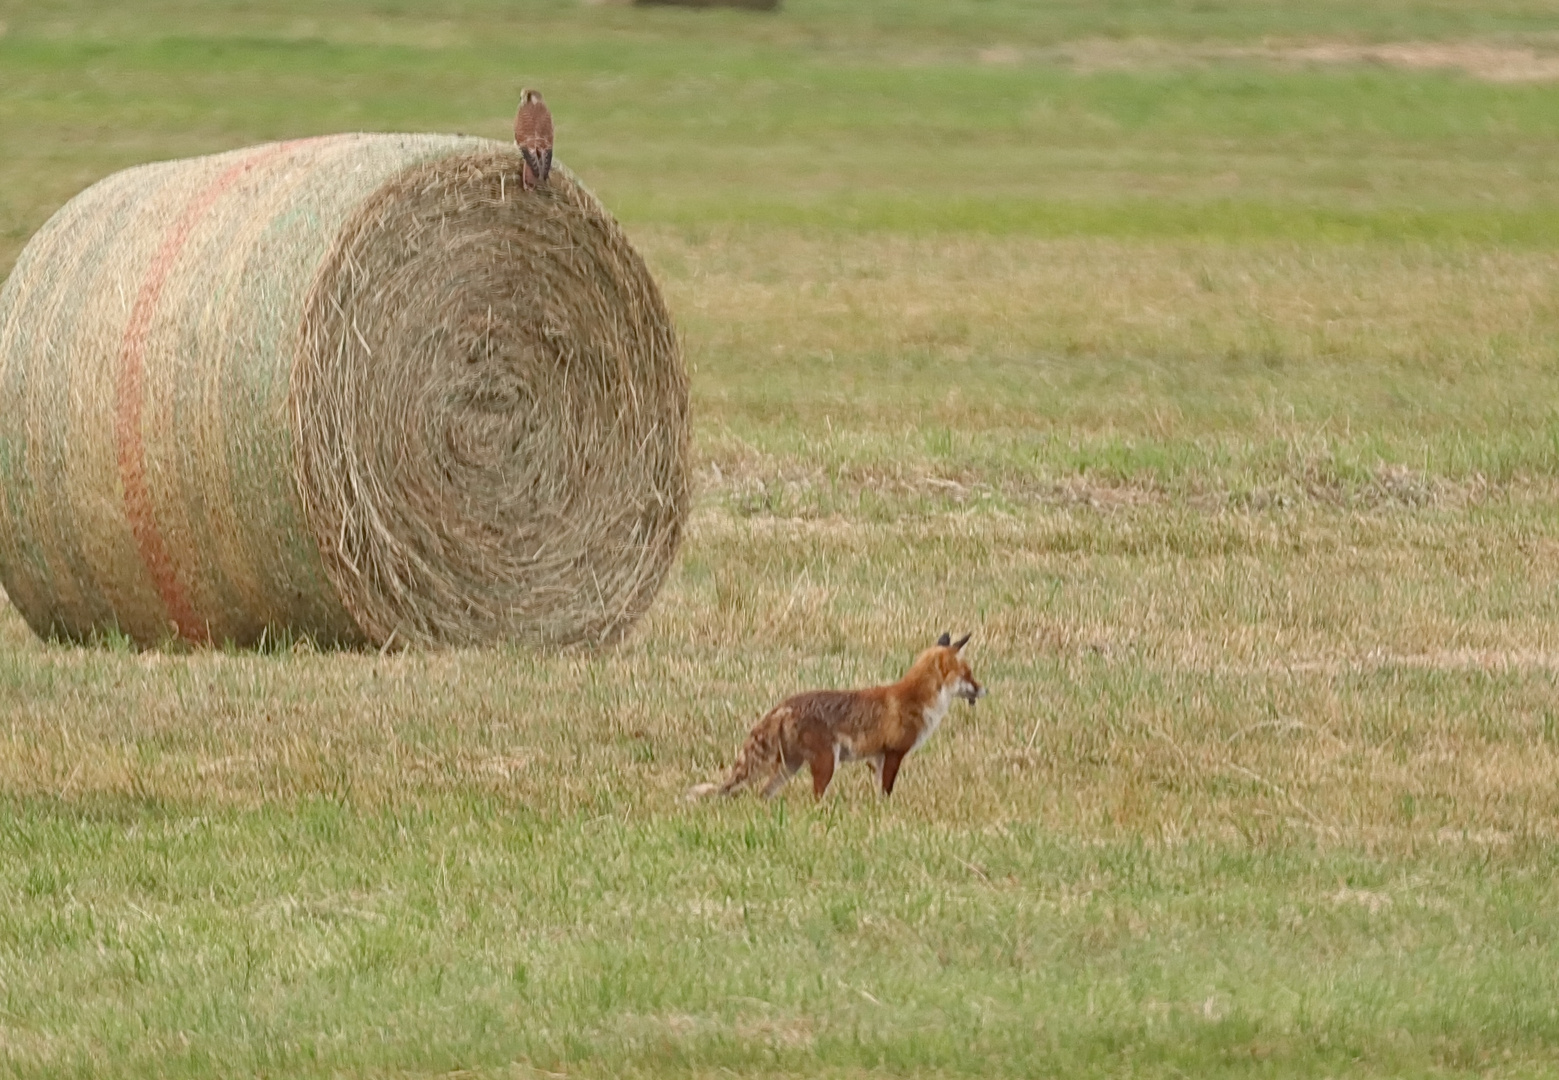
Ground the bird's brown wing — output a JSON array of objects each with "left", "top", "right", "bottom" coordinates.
[{"left": 521, "top": 146, "right": 553, "bottom": 184}]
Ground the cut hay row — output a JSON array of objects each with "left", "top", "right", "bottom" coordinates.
[{"left": 0, "top": 134, "right": 689, "bottom": 649}]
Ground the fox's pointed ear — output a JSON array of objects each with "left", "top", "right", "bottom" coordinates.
[
  {"left": 936, "top": 632, "right": 951, "bottom": 647},
  {"left": 952, "top": 632, "right": 971, "bottom": 651}
]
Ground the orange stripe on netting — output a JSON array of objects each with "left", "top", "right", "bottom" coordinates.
[{"left": 114, "top": 142, "right": 299, "bottom": 643}]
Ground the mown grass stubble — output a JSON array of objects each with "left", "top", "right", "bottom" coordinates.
[{"left": 3, "top": 1, "right": 1559, "bottom": 1075}]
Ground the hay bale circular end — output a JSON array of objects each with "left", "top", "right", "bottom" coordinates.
[{"left": 0, "top": 134, "right": 689, "bottom": 649}]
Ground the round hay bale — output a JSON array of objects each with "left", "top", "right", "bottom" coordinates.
[{"left": 0, "top": 134, "right": 689, "bottom": 649}]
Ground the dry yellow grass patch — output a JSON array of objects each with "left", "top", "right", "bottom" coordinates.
[{"left": 984, "top": 38, "right": 1559, "bottom": 82}]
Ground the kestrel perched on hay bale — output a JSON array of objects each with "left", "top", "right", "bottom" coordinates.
[{"left": 514, "top": 88, "right": 553, "bottom": 191}]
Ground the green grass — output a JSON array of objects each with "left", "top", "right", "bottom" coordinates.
[
  {"left": 6, "top": 3, "right": 1559, "bottom": 263},
  {"left": 7, "top": 800, "right": 1559, "bottom": 1076},
  {"left": 3, "top": 0, "right": 1559, "bottom": 1075}
]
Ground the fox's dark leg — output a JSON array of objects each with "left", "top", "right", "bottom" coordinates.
[
  {"left": 880, "top": 750, "right": 905, "bottom": 795},
  {"left": 761, "top": 744, "right": 804, "bottom": 799},
  {"left": 809, "top": 750, "right": 836, "bottom": 799},
  {"left": 760, "top": 761, "right": 796, "bottom": 799}
]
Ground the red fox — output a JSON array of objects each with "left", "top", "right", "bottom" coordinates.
[{"left": 689, "top": 633, "right": 985, "bottom": 800}]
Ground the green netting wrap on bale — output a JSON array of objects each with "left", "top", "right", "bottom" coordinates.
[{"left": 0, "top": 134, "right": 690, "bottom": 649}]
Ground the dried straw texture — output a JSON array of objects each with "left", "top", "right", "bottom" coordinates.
[{"left": 0, "top": 134, "right": 689, "bottom": 649}]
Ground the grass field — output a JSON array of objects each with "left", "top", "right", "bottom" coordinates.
[{"left": 4, "top": 1, "right": 1559, "bottom": 1075}]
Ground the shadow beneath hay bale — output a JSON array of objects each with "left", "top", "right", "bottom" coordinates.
[{"left": 634, "top": 0, "right": 780, "bottom": 10}]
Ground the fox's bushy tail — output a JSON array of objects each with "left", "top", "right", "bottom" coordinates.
[{"left": 687, "top": 714, "right": 783, "bottom": 800}]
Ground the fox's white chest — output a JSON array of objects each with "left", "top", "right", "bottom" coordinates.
[{"left": 910, "top": 684, "right": 955, "bottom": 753}]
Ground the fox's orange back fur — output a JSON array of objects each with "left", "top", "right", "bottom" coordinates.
[{"left": 689, "top": 633, "right": 985, "bottom": 800}]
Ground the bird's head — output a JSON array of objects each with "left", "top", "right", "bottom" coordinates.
[{"left": 520, "top": 88, "right": 544, "bottom": 106}]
